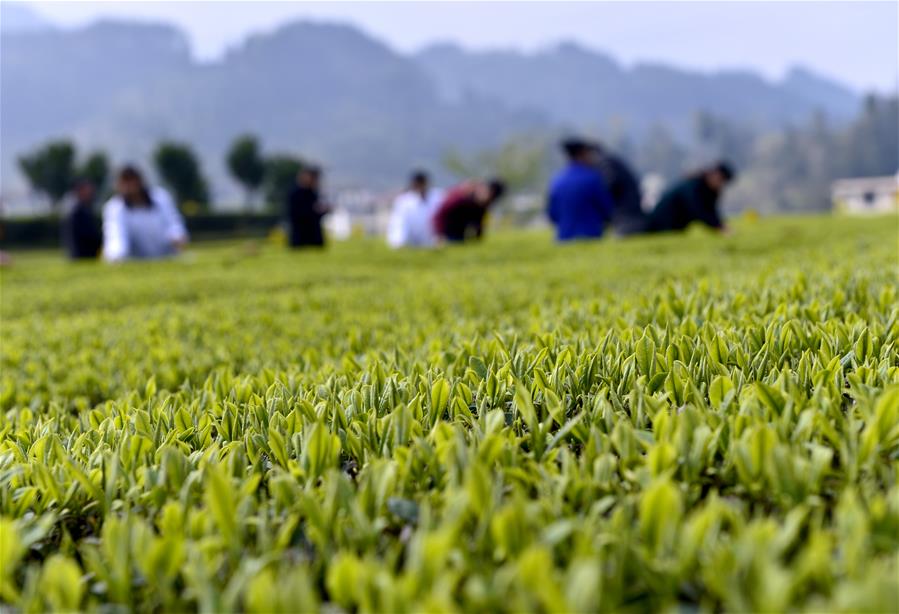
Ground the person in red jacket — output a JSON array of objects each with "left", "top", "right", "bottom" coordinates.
[{"left": 433, "top": 178, "right": 506, "bottom": 242}]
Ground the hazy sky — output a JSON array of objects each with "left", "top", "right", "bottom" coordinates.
[{"left": 18, "top": 1, "right": 899, "bottom": 92}]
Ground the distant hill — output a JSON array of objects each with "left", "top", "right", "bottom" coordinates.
[
  {"left": 0, "top": 20, "right": 543, "bottom": 199},
  {"left": 1, "top": 21, "right": 192, "bottom": 149},
  {"left": 1, "top": 18, "right": 863, "bottom": 203},
  {"left": 415, "top": 43, "right": 861, "bottom": 137},
  {"left": 780, "top": 67, "right": 863, "bottom": 118},
  {"left": 0, "top": 2, "right": 53, "bottom": 33}
]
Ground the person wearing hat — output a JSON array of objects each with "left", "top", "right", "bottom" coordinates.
[
  {"left": 645, "top": 162, "right": 736, "bottom": 233},
  {"left": 286, "top": 165, "right": 331, "bottom": 248},
  {"left": 63, "top": 178, "right": 102, "bottom": 259},
  {"left": 547, "top": 138, "right": 614, "bottom": 241}
]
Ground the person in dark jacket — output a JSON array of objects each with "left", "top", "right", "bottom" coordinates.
[
  {"left": 433, "top": 178, "right": 506, "bottom": 242},
  {"left": 286, "top": 166, "right": 330, "bottom": 248},
  {"left": 592, "top": 144, "right": 647, "bottom": 236},
  {"left": 547, "top": 138, "right": 614, "bottom": 241},
  {"left": 646, "top": 162, "right": 735, "bottom": 233},
  {"left": 63, "top": 179, "right": 102, "bottom": 259}
]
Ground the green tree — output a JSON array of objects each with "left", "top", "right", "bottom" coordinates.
[
  {"left": 837, "top": 95, "right": 899, "bottom": 177},
  {"left": 153, "top": 142, "right": 210, "bottom": 211},
  {"left": 18, "top": 140, "right": 76, "bottom": 209},
  {"left": 263, "top": 155, "right": 303, "bottom": 211},
  {"left": 226, "top": 135, "right": 266, "bottom": 209},
  {"left": 78, "top": 151, "right": 110, "bottom": 194}
]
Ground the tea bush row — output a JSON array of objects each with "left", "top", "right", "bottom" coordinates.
[{"left": 1, "top": 217, "right": 897, "bottom": 612}]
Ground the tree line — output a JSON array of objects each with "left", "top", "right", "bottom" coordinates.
[
  {"left": 618, "top": 94, "right": 898, "bottom": 212},
  {"left": 17, "top": 136, "right": 304, "bottom": 214},
  {"left": 16, "top": 94, "right": 897, "bottom": 215},
  {"left": 415, "top": 94, "right": 898, "bottom": 214}
]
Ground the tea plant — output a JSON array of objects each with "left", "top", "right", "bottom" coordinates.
[{"left": 1, "top": 216, "right": 897, "bottom": 612}]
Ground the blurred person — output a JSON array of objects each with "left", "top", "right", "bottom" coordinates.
[
  {"left": 287, "top": 166, "right": 330, "bottom": 248},
  {"left": 103, "top": 166, "right": 188, "bottom": 262},
  {"left": 592, "top": 143, "right": 647, "bottom": 236},
  {"left": 386, "top": 170, "right": 443, "bottom": 248},
  {"left": 433, "top": 178, "right": 506, "bottom": 243},
  {"left": 547, "top": 138, "right": 614, "bottom": 241},
  {"left": 646, "top": 162, "right": 736, "bottom": 233},
  {"left": 63, "top": 179, "right": 102, "bottom": 260}
]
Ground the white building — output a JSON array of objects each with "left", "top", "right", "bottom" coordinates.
[{"left": 831, "top": 174, "right": 898, "bottom": 215}]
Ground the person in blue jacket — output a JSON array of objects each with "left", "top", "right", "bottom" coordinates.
[{"left": 547, "top": 138, "right": 614, "bottom": 241}]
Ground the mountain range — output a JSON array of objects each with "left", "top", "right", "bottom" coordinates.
[{"left": 0, "top": 6, "right": 863, "bottom": 203}]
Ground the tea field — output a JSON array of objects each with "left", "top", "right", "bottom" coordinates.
[{"left": 1, "top": 216, "right": 898, "bottom": 612}]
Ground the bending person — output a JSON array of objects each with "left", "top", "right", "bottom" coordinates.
[
  {"left": 103, "top": 166, "right": 188, "bottom": 262},
  {"left": 592, "top": 143, "right": 646, "bottom": 236},
  {"left": 433, "top": 178, "right": 505, "bottom": 243},
  {"left": 646, "top": 162, "right": 736, "bottom": 233}
]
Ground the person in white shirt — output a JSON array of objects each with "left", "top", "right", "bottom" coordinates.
[
  {"left": 386, "top": 170, "right": 443, "bottom": 248},
  {"left": 103, "top": 166, "right": 189, "bottom": 262}
]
